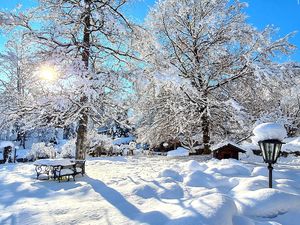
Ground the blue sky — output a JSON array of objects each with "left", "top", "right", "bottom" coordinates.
[{"left": 1, "top": 0, "right": 300, "bottom": 61}]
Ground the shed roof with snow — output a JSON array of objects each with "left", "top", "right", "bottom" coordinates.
[{"left": 212, "top": 142, "right": 246, "bottom": 160}]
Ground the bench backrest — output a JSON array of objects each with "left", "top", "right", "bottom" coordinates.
[
  {"left": 73, "top": 160, "right": 86, "bottom": 174},
  {"left": 60, "top": 164, "right": 76, "bottom": 170}
]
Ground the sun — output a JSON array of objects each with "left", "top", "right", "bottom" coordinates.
[{"left": 39, "top": 65, "right": 58, "bottom": 81}]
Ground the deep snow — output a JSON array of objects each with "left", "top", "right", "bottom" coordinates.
[
  {"left": 167, "top": 147, "right": 189, "bottom": 157},
  {"left": 1, "top": 156, "right": 300, "bottom": 225}
]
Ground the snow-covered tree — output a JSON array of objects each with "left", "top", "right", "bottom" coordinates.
[
  {"left": 248, "top": 62, "right": 300, "bottom": 136},
  {"left": 0, "top": 34, "right": 38, "bottom": 147},
  {"left": 135, "top": 80, "right": 182, "bottom": 147},
  {"left": 0, "top": 0, "right": 139, "bottom": 159},
  {"left": 135, "top": 0, "right": 295, "bottom": 153}
]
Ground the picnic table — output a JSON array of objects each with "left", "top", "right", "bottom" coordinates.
[{"left": 34, "top": 159, "right": 85, "bottom": 181}]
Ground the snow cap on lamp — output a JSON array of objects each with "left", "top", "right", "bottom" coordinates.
[{"left": 252, "top": 122, "right": 287, "bottom": 144}]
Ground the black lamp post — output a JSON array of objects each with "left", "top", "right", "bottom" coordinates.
[{"left": 258, "top": 139, "right": 283, "bottom": 188}]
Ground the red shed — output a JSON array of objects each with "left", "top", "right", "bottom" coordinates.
[{"left": 212, "top": 142, "right": 246, "bottom": 160}]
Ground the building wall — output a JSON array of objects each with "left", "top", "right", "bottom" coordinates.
[{"left": 214, "top": 147, "right": 239, "bottom": 160}]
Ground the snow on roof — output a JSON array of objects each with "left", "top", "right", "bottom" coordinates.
[
  {"left": 0, "top": 141, "right": 14, "bottom": 149},
  {"left": 167, "top": 147, "right": 189, "bottom": 157},
  {"left": 252, "top": 123, "right": 287, "bottom": 143},
  {"left": 211, "top": 141, "right": 246, "bottom": 152}
]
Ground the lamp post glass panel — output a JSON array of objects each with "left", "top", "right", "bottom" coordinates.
[{"left": 258, "top": 139, "right": 283, "bottom": 188}]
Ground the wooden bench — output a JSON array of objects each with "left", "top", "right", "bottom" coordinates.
[
  {"left": 53, "top": 164, "right": 76, "bottom": 182},
  {"left": 35, "top": 165, "right": 53, "bottom": 180},
  {"left": 34, "top": 159, "right": 86, "bottom": 182},
  {"left": 72, "top": 160, "right": 86, "bottom": 176}
]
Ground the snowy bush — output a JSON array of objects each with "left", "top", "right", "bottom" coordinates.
[
  {"left": 27, "top": 142, "right": 56, "bottom": 161},
  {"left": 60, "top": 139, "right": 76, "bottom": 158},
  {"left": 120, "top": 144, "right": 129, "bottom": 155},
  {"left": 59, "top": 132, "right": 116, "bottom": 158},
  {"left": 128, "top": 141, "right": 136, "bottom": 155},
  {"left": 60, "top": 132, "right": 115, "bottom": 158},
  {"left": 112, "top": 145, "right": 122, "bottom": 155},
  {"left": 86, "top": 131, "right": 113, "bottom": 156}
]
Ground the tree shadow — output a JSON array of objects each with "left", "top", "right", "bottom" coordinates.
[
  {"left": 0, "top": 178, "right": 84, "bottom": 208},
  {"left": 0, "top": 209, "right": 43, "bottom": 225},
  {"left": 85, "top": 175, "right": 169, "bottom": 225},
  {"left": 31, "top": 178, "right": 84, "bottom": 192},
  {"left": 136, "top": 177, "right": 228, "bottom": 225},
  {"left": 0, "top": 214, "right": 16, "bottom": 225}
]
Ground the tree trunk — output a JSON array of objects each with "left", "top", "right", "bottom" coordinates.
[
  {"left": 201, "top": 110, "right": 211, "bottom": 154},
  {"left": 76, "top": 112, "right": 88, "bottom": 159},
  {"left": 75, "top": 0, "right": 91, "bottom": 160},
  {"left": 16, "top": 130, "right": 26, "bottom": 149},
  {"left": 201, "top": 93, "right": 211, "bottom": 154}
]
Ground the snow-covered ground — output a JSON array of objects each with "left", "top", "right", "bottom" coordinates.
[{"left": 1, "top": 156, "right": 300, "bottom": 225}]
